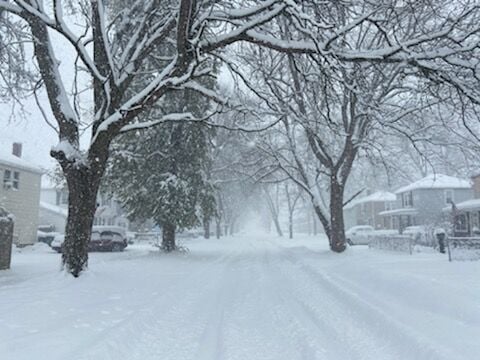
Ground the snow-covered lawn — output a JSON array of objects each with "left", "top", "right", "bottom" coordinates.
[{"left": 0, "top": 235, "right": 479, "bottom": 360}]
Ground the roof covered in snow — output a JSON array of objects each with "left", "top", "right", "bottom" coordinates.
[
  {"left": 0, "top": 149, "right": 43, "bottom": 174},
  {"left": 379, "top": 208, "right": 419, "bottom": 216},
  {"left": 443, "top": 198, "right": 480, "bottom": 212},
  {"left": 39, "top": 201, "right": 68, "bottom": 217},
  {"left": 344, "top": 191, "right": 396, "bottom": 209},
  {"left": 395, "top": 174, "right": 471, "bottom": 194}
]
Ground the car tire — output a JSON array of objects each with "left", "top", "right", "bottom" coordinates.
[
  {"left": 111, "top": 243, "right": 123, "bottom": 252},
  {"left": 347, "top": 238, "right": 353, "bottom": 246}
]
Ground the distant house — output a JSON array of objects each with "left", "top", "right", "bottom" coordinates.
[
  {"left": 443, "top": 173, "right": 480, "bottom": 237},
  {"left": 0, "top": 143, "right": 42, "bottom": 246},
  {"left": 380, "top": 174, "right": 473, "bottom": 232},
  {"left": 344, "top": 191, "right": 396, "bottom": 230},
  {"left": 40, "top": 180, "right": 129, "bottom": 233}
]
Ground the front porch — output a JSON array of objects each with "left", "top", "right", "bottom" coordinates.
[{"left": 379, "top": 208, "right": 419, "bottom": 233}]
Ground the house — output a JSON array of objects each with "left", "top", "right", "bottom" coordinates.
[
  {"left": 0, "top": 143, "right": 42, "bottom": 246},
  {"left": 40, "top": 180, "right": 129, "bottom": 233},
  {"left": 442, "top": 173, "right": 480, "bottom": 237},
  {"left": 380, "top": 174, "right": 473, "bottom": 232},
  {"left": 343, "top": 191, "right": 396, "bottom": 230}
]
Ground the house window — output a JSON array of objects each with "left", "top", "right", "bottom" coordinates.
[
  {"left": 402, "top": 191, "right": 413, "bottom": 207},
  {"left": 455, "top": 213, "right": 468, "bottom": 232},
  {"left": 3, "top": 169, "right": 19, "bottom": 190},
  {"left": 12, "top": 171, "right": 20, "bottom": 189},
  {"left": 444, "top": 190, "right": 454, "bottom": 205}
]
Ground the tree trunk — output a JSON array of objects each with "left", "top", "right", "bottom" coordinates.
[
  {"left": 272, "top": 216, "right": 283, "bottom": 237},
  {"left": 204, "top": 219, "right": 210, "bottom": 239},
  {"left": 62, "top": 170, "right": 99, "bottom": 277},
  {"left": 329, "top": 179, "right": 347, "bottom": 253},
  {"left": 288, "top": 212, "right": 293, "bottom": 239},
  {"left": 162, "top": 222, "right": 176, "bottom": 252},
  {"left": 215, "top": 218, "right": 222, "bottom": 239}
]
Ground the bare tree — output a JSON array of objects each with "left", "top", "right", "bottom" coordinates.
[
  {"left": 0, "top": 0, "right": 306, "bottom": 275},
  {"left": 1, "top": 0, "right": 478, "bottom": 273}
]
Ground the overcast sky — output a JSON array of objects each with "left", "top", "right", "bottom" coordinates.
[
  {"left": 0, "top": 26, "right": 90, "bottom": 172},
  {"left": 0, "top": 96, "right": 58, "bottom": 170}
]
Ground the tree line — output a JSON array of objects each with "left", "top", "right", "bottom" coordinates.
[{"left": 0, "top": 0, "right": 479, "bottom": 276}]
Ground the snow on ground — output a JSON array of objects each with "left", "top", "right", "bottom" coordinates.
[{"left": 0, "top": 234, "right": 479, "bottom": 360}]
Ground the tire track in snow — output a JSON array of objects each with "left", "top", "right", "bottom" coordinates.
[
  {"left": 277, "top": 248, "right": 453, "bottom": 360},
  {"left": 260, "top": 247, "right": 358, "bottom": 360},
  {"left": 66, "top": 247, "right": 244, "bottom": 360}
]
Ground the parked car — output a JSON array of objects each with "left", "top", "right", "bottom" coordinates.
[
  {"left": 50, "top": 226, "right": 127, "bottom": 253},
  {"left": 346, "top": 225, "right": 375, "bottom": 245},
  {"left": 50, "top": 233, "right": 65, "bottom": 253},
  {"left": 89, "top": 226, "right": 127, "bottom": 252},
  {"left": 37, "top": 230, "right": 60, "bottom": 246}
]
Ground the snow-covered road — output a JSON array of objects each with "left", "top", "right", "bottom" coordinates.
[{"left": 1, "top": 235, "right": 479, "bottom": 360}]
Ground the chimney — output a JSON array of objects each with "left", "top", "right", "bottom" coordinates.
[{"left": 12, "top": 142, "right": 22, "bottom": 158}]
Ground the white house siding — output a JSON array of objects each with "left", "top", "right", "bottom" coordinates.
[{"left": 0, "top": 167, "right": 42, "bottom": 246}]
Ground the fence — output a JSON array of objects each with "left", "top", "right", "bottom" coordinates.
[
  {"left": 368, "top": 235, "right": 413, "bottom": 254},
  {"left": 446, "top": 237, "right": 480, "bottom": 261}
]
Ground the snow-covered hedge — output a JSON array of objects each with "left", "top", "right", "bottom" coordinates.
[
  {"left": 447, "top": 237, "right": 480, "bottom": 261},
  {"left": 368, "top": 235, "right": 413, "bottom": 254}
]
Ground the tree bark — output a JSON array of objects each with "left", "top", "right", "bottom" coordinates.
[
  {"left": 204, "top": 218, "right": 210, "bottom": 239},
  {"left": 329, "top": 177, "right": 347, "bottom": 252},
  {"left": 62, "top": 169, "right": 100, "bottom": 277},
  {"left": 161, "top": 222, "right": 176, "bottom": 252},
  {"left": 288, "top": 212, "right": 293, "bottom": 239},
  {"left": 215, "top": 218, "right": 222, "bottom": 239}
]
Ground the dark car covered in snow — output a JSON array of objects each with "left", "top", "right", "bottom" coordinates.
[
  {"left": 51, "top": 226, "right": 128, "bottom": 253},
  {"left": 89, "top": 226, "right": 127, "bottom": 252}
]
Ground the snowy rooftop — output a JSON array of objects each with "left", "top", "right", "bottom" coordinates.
[
  {"left": 395, "top": 174, "right": 471, "bottom": 194},
  {"left": 0, "top": 149, "right": 43, "bottom": 174},
  {"left": 39, "top": 201, "right": 68, "bottom": 217},
  {"left": 443, "top": 198, "right": 480, "bottom": 212},
  {"left": 379, "top": 208, "right": 419, "bottom": 216},
  {"left": 344, "top": 191, "right": 396, "bottom": 209}
]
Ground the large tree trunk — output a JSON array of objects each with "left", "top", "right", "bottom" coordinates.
[
  {"left": 162, "top": 222, "right": 176, "bottom": 252},
  {"left": 62, "top": 169, "right": 100, "bottom": 277},
  {"left": 329, "top": 178, "right": 347, "bottom": 253}
]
